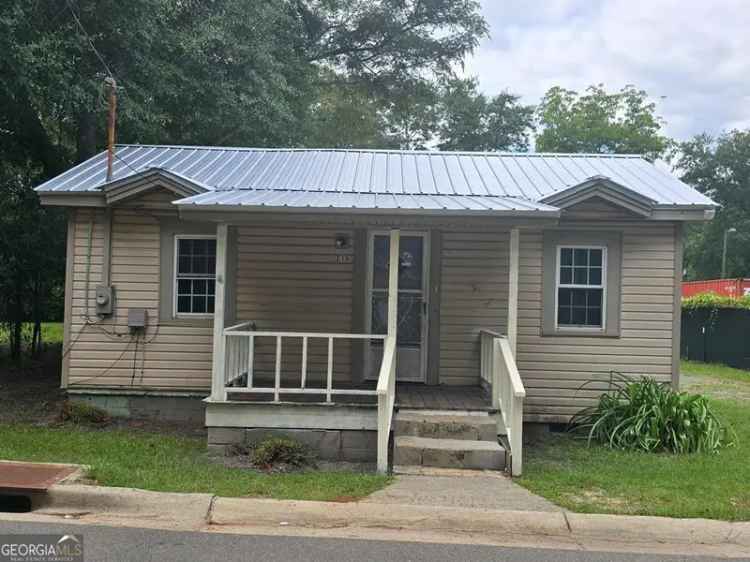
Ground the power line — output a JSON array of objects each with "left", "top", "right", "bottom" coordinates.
[
  {"left": 112, "top": 151, "right": 141, "bottom": 176},
  {"left": 64, "top": 0, "right": 114, "bottom": 79}
]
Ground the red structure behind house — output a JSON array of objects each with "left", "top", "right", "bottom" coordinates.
[{"left": 682, "top": 278, "right": 750, "bottom": 298}]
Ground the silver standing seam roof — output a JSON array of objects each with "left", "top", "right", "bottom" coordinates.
[{"left": 35, "top": 145, "right": 716, "bottom": 214}]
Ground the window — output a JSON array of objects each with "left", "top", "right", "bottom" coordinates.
[
  {"left": 556, "top": 246, "right": 606, "bottom": 329},
  {"left": 174, "top": 236, "right": 216, "bottom": 316}
]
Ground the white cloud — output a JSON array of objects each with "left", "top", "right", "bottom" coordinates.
[{"left": 465, "top": 0, "right": 750, "bottom": 140}]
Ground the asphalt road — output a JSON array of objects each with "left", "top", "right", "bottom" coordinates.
[{"left": 0, "top": 520, "right": 733, "bottom": 562}]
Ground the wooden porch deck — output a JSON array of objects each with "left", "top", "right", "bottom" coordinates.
[{"left": 225, "top": 379, "right": 493, "bottom": 412}]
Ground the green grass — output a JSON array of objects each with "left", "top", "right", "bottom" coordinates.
[
  {"left": 0, "top": 424, "right": 390, "bottom": 501},
  {"left": 0, "top": 322, "right": 64, "bottom": 346},
  {"left": 681, "top": 359, "right": 750, "bottom": 384},
  {"left": 516, "top": 360, "right": 750, "bottom": 521}
]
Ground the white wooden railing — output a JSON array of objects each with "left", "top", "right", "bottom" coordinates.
[
  {"left": 218, "top": 230, "right": 402, "bottom": 475},
  {"left": 480, "top": 329, "right": 526, "bottom": 476},
  {"left": 222, "top": 322, "right": 395, "bottom": 474},
  {"left": 222, "top": 321, "right": 386, "bottom": 402},
  {"left": 376, "top": 335, "right": 396, "bottom": 473}
]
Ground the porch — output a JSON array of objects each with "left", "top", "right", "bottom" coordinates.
[{"left": 206, "top": 227, "right": 526, "bottom": 475}]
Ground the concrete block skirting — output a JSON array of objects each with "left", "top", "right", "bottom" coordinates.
[
  {"left": 69, "top": 392, "right": 206, "bottom": 424},
  {"left": 208, "top": 427, "right": 377, "bottom": 462}
]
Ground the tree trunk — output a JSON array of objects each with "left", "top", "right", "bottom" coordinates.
[
  {"left": 77, "top": 108, "right": 98, "bottom": 163},
  {"left": 9, "top": 297, "right": 23, "bottom": 361}
]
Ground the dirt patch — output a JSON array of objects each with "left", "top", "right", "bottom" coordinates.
[
  {"left": 0, "top": 348, "right": 66, "bottom": 425},
  {"left": 0, "top": 346, "right": 205, "bottom": 438},
  {"left": 563, "top": 488, "right": 641, "bottom": 513}
]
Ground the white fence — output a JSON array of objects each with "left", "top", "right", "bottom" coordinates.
[
  {"left": 480, "top": 329, "right": 526, "bottom": 476},
  {"left": 222, "top": 322, "right": 386, "bottom": 402}
]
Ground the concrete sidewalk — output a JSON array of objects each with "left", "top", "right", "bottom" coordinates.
[
  {"left": 3, "top": 483, "right": 745, "bottom": 559},
  {"left": 364, "top": 468, "right": 560, "bottom": 511}
]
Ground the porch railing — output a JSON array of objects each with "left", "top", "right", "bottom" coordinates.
[
  {"left": 222, "top": 321, "right": 386, "bottom": 402},
  {"left": 480, "top": 329, "right": 526, "bottom": 476},
  {"left": 376, "top": 335, "right": 396, "bottom": 473},
  {"left": 221, "top": 321, "right": 395, "bottom": 474}
]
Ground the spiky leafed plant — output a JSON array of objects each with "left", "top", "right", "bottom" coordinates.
[{"left": 570, "top": 372, "right": 735, "bottom": 454}]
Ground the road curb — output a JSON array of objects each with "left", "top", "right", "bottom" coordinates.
[
  {"left": 37, "top": 484, "right": 750, "bottom": 549},
  {"left": 37, "top": 484, "right": 213, "bottom": 530}
]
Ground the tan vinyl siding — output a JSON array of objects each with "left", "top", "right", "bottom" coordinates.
[
  {"left": 63, "top": 194, "right": 677, "bottom": 412},
  {"left": 516, "top": 223, "right": 677, "bottom": 421},
  {"left": 234, "top": 225, "right": 354, "bottom": 384},
  {"left": 439, "top": 229, "right": 509, "bottom": 385},
  {"left": 67, "top": 206, "right": 213, "bottom": 391}
]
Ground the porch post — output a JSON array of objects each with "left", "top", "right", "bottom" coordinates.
[
  {"left": 211, "top": 223, "right": 229, "bottom": 401},
  {"left": 508, "top": 227, "right": 520, "bottom": 357},
  {"left": 388, "top": 229, "right": 400, "bottom": 337}
]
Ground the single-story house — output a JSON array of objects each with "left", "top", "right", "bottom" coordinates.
[{"left": 36, "top": 146, "right": 716, "bottom": 475}]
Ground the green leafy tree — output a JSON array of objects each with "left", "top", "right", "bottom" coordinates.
[
  {"left": 304, "top": 81, "right": 389, "bottom": 148},
  {"left": 437, "top": 78, "right": 534, "bottom": 151},
  {"left": 535, "top": 85, "right": 669, "bottom": 160},
  {"left": 380, "top": 79, "right": 440, "bottom": 149},
  {"left": 0, "top": 0, "right": 487, "bottom": 359},
  {"left": 674, "top": 130, "right": 750, "bottom": 279}
]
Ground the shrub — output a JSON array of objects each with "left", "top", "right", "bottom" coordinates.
[
  {"left": 682, "top": 293, "right": 750, "bottom": 311},
  {"left": 250, "top": 437, "right": 315, "bottom": 468},
  {"left": 570, "top": 373, "right": 735, "bottom": 454},
  {"left": 60, "top": 400, "right": 111, "bottom": 425}
]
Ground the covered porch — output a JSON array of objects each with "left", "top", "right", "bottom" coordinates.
[{"left": 204, "top": 221, "right": 527, "bottom": 474}]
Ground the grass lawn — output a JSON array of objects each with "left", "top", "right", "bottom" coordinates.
[
  {"left": 0, "top": 322, "right": 64, "bottom": 346},
  {"left": 517, "top": 360, "right": 750, "bottom": 521},
  {"left": 0, "top": 423, "right": 390, "bottom": 501}
]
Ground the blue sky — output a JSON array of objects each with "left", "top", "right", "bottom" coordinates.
[{"left": 463, "top": 0, "right": 750, "bottom": 140}]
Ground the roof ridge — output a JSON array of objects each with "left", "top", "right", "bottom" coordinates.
[
  {"left": 113, "top": 144, "right": 645, "bottom": 159},
  {"left": 213, "top": 186, "right": 539, "bottom": 201}
]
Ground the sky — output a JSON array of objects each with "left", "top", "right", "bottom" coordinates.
[{"left": 463, "top": 0, "right": 750, "bottom": 141}]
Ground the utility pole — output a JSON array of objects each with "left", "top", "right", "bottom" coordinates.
[
  {"left": 721, "top": 227, "right": 737, "bottom": 279},
  {"left": 105, "top": 77, "right": 117, "bottom": 182}
]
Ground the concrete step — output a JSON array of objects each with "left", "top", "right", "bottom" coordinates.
[
  {"left": 394, "top": 413, "right": 498, "bottom": 441},
  {"left": 393, "top": 436, "right": 506, "bottom": 471}
]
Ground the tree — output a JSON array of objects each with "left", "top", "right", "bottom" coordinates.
[
  {"left": 674, "top": 130, "right": 750, "bottom": 279},
  {"left": 437, "top": 78, "right": 534, "bottom": 152},
  {"left": 296, "top": 0, "right": 487, "bottom": 84},
  {"left": 304, "top": 80, "right": 389, "bottom": 148},
  {"left": 535, "top": 85, "right": 669, "bottom": 160},
  {"left": 379, "top": 79, "right": 440, "bottom": 149},
  {"left": 0, "top": 164, "right": 66, "bottom": 360},
  {"left": 0, "top": 0, "right": 487, "bottom": 359}
]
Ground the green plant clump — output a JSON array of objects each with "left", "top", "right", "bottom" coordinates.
[
  {"left": 251, "top": 437, "right": 315, "bottom": 468},
  {"left": 570, "top": 373, "right": 735, "bottom": 454},
  {"left": 59, "top": 401, "right": 111, "bottom": 425},
  {"left": 682, "top": 293, "right": 750, "bottom": 310}
]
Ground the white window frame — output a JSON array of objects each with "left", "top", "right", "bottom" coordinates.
[
  {"left": 554, "top": 245, "right": 607, "bottom": 331},
  {"left": 173, "top": 234, "right": 217, "bottom": 318}
]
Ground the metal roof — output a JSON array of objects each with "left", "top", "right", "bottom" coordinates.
[
  {"left": 175, "top": 189, "right": 559, "bottom": 214},
  {"left": 35, "top": 145, "right": 716, "bottom": 210}
]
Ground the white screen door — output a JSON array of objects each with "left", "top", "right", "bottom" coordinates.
[{"left": 365, "top": 232, "right": 429, "bottom": 382}]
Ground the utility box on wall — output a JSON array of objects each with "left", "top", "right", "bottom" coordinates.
[
  {"left": 127, "top": 308, "right": 147, "bottom": 332},
  {"left": 95, "top": 285, "right": 115, "bottom": 316}
]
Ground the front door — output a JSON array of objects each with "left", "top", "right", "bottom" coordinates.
[{"left": 365, "top": 231, "right": 429, "bottom": 382}]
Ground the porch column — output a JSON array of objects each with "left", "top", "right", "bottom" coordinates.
[
  {"left": 388, "top": 229, "right": 400, "bottom": 338},
  {"left": 508, "top": 227, "right": 520, "bottom": 357},
  {"left": 211, "top": 223, "right": 229, "bottom": 401}
]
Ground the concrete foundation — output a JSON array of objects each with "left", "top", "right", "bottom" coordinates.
[
  {"left": 208, "top": 427, "right": 377, "bottom": 462},
  {"left": 69, "top": 392, "right": 206, "bottom": 424}
]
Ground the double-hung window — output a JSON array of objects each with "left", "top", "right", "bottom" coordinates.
[
  {"left": 174, "top": 236, "right": 216, "bottom": 316},
  {"left": 556, "top": 246, "right": 606, "bottom": 329}
]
